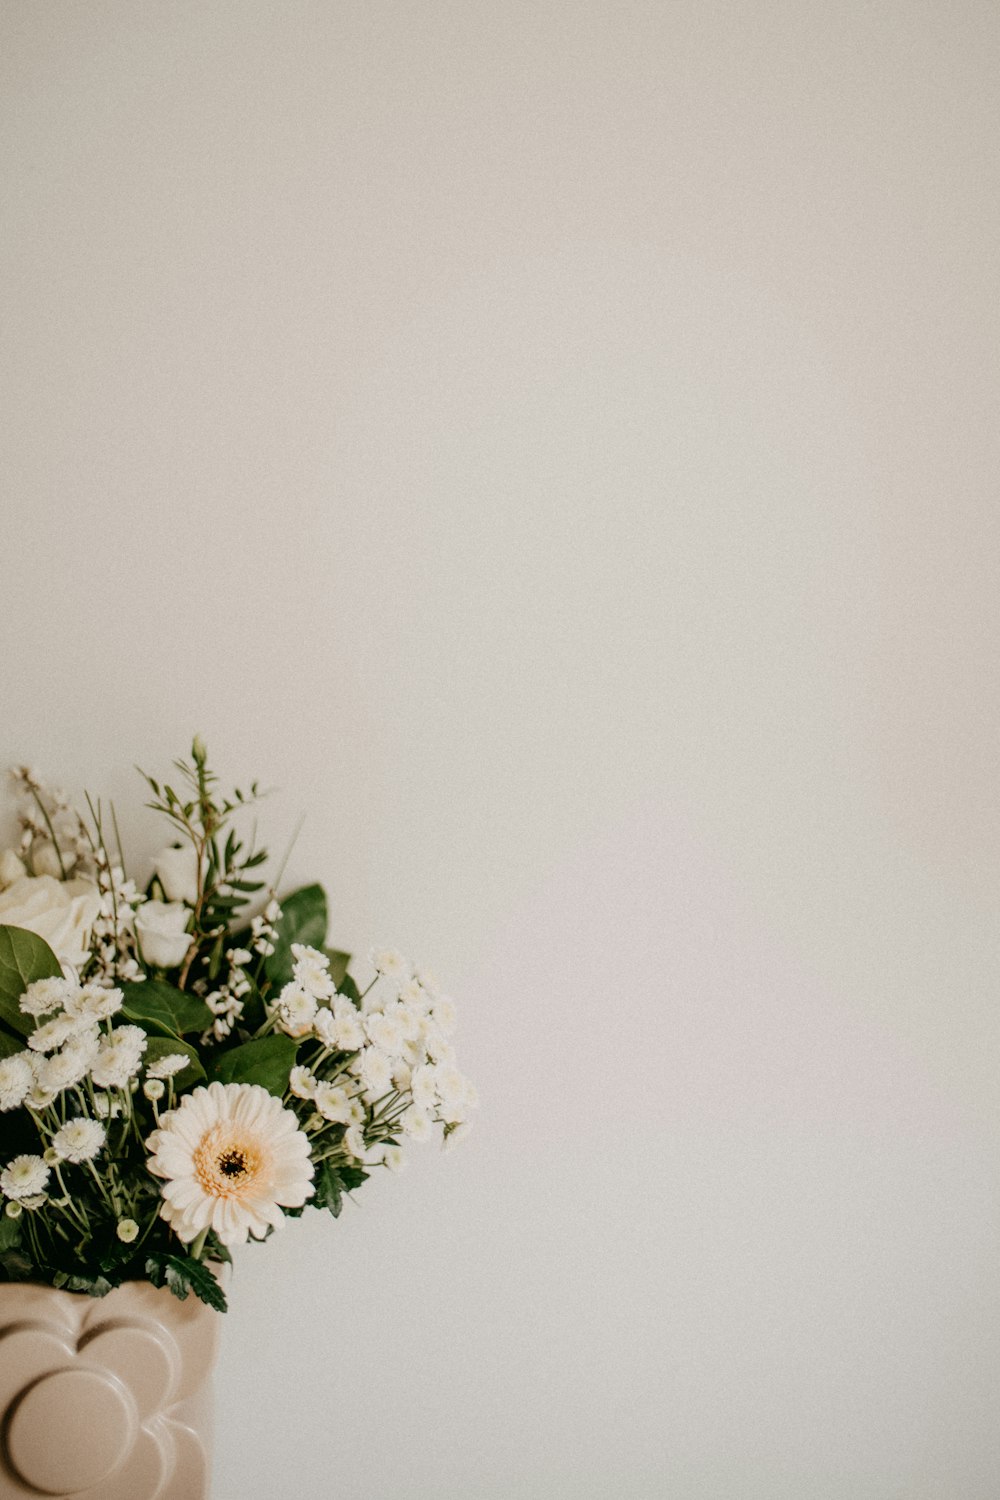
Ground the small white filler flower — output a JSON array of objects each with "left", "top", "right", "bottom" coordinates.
[{"left": 145, "top": 1081, "right": 314, "bottom": 1246}]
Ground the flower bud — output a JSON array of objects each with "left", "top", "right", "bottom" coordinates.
[{"left": 0, "top": 849, "right": 26, "bottom": 890}]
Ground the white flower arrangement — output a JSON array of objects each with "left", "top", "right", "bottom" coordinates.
[{"left": 0, "top": 741, "right": 475, "bottom": 1311}]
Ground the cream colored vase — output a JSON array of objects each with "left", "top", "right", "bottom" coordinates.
[{"left": 0, "top": 1280, "right": 221, "bottom": 1500}]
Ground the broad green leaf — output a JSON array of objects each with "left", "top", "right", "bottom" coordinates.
[
  {"left": 0, "top": 1026, "right": 26, "bottom": 1059},
  {"left": 207, "top": 1034, "right": 297, "bottom": 1097},
  {"left": 336, "top": 973, "right": 361, "bottom": 1007},
  {"left": 264, "top": 885, "right": 328, "bottom": 989},
  {"left": 142, "top": 1036, "right": 205, "bottom": 1089},
  {"left": 0, "top": 1213, "right": 21, "bottom": 1252},
  {"left": 324, "top": 949, "right": 351, "bottom": 988},
  {"left": 0, "top": 926, "right": 62, "bottom": 1036},
  {"left": 120, "top": 980, "right": 213, "bottom": 1040}
]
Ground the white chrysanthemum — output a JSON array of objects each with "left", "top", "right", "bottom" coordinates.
[
  {"left": 312, "top": 1008, "right": 337, "bottom": 1048},
  {"left": 288, "top": 1066, "right": 317, "bottom": 1100},
  {"left": 1, "top": 1154, "right": 50, "bottom": 1200},
  {"left": 51, "top": 1117, "right": 106, "bottom": 1163},
  {"left": 410, "top": 1064, "right": 438, "bottom": 1112},
  {"left": 65, "top": 983, "right": 124, "bottom": 1023},
  {"left": 27, "top": 1015, "right": 77, "bottom": 1053},
  {"left": 393, "top": 1000, "right": 423, "bottom": 1042},
  {"left": 442, "top": 1120, "right": 473, "bottom": 1151},
  {"left": 291, "top": 944, "right": 335, "bottom": 1001},
  {"left": 146, "top": 1053, "right": 191, "bottom": 1081},
  {"left": 382, "top": 1144, "right": 406, "bottom": 1172},
  {"left": 90, "top": 1025, "right": 147, "bottom": 1089},
  {"left": 24, "top": 1079, "right": 56, "bottom": 1110},
  {"left": 415, "top": 967, "right": 440, "bottom": 997},
  {"left": 365, "top": 1010, "right": 405, "bottom": 1057},
  {"left": 343, "top": 1123, "right": 371, "bottom": 1162},
  {"left": 401, "top": 1107, "right": 432, "bottom": 1143},
  {"left": 20, "top": 977, "right": 77, "bottom": 1019},
  {"left": 369, "top": 948, "right": 411, "bottom": 983},
  {"left": 397, "top": 977, "right": 429, "bottom": 1010},
  {"left": 354, "top": 1046, "right": 393, "bottom": 1099},
  {"left": 275, "top": 984, "right": 318, "bottom": 1038},
  {"left": 431, "top": 997, "right": 458, "bottom": 1035},
  {"left": 434, "top": 1065, "right": 477, "bottom": 1125},
  {"left": 38, "top": 1030, "right": 100, "bottom": 1094},
  {"left": 0, "top": 1055, "right": 34, "bottom": 1112},
  {"left": 331, "top": 998, "right": 365, "bottom": 1052},
  {"left": 313, "top": 1082, "right": 351, "bottom": 1123},
  {"left": 145, "top": 1081, "right": 315, "bottom": 1246},
  {"left": 433, "top": 1062, "right": 469, "bottom": 1108}
]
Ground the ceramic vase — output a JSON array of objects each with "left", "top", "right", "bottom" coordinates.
[{"left": 0, "top": 1279, "right": 221, "bottom": 1500}]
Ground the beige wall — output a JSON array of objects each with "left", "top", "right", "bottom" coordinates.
[{"left": 2, "top": 4, "right": 998, "bottom": 1496}]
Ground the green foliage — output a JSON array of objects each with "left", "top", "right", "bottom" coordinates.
[
  {"left": 338, "top": 1163, "right": 370, "bottom": 1193},
  {"left": 0, "top": 1027, "right": 25, "bottom": 1058},
  {"left": 56, "top": 1272, "right": 115, "bottom": 1298},
  {"left": 312, "top": 1159, "right": 344, "bottom": 1217},
  {"left": 324, "top": 949, "right": 351, "bottom": 987},
  {"left": 0, "top": 1248, "right": 34, "bottom": 1283},
  {"left": 0, "top": 1213, "right": 21, "bottom": 1251},
  {"left": 265, "top": 885, "right": 328, "bottom": 989},
  {"left": 207, "top": 1034, "right": 298, "bottom": 1096},
  {"left": 146, "top": 1252, "right": 227, "bottom": 1312},
  {"left": 0, "top": 926, "right": 61, "bottom": 1036},
  {"left": 120, "top": 980, "right": 213, "bottom": 1040},
  {"left": 336, "top": 972, "right": 361, "bottom": 1006}
]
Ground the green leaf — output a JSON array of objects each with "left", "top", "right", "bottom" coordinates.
[
  {"left": 324, "top": 949, "right": 351, "bottom": 988},
  {"left": 0, "top": 926, "right": 62, "bottom": 1036},
  {"left": 62, "top": 1273, "right": 115, "bottom": 1298},
  {"left": 265, "top": 885, "right": 328, "bottom": 988},
  {"left": 120, "top": 980, "right": 213, "bottom": 1040},
  {"left": 0, "top": 1213, "right": 21, "bottom": 1252},
  {"left": 338, "top": 1163, "right": 369, "bottom": 1193},
  {"left": 207, "top": 1035, "right": 298, "bottom": 1097},
  {"left": 142, "top": 1036, "right": 205, "bottom": 1089},
  {"left": 0, "top": 1249, "right": 34, "bottom": 1282},
  {"left": 146, "top": 1253, "right": 227, "bottom": 1312},
  {"left": 0, "top": 1026, "right": 26, "bottom": 1059},
  {"left": 312, "top": 1160, "right": 344, "bottom": 1218},
  {"left": 336, "top": 973, "right": 361, "bottom": 1007}
]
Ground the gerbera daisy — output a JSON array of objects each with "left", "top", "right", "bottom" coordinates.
[{"left": 145, "top": 1081, "right": 314, "bottom": 1246}]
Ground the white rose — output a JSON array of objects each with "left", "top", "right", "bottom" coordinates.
[
  {"left": 134, "top": 900, "right": 192, "bottom": 969},
  {"left": 151, "top": 844, "right": 203, "bottom": 905},
  {"left": 32, "top": 842, "right": 69, "bottom": 879},
  {"left": 0, "top": 851, "right": 26, "bottom": 891},
  {"left": 0, "top": 875, "right": 100, "bottom": 971}
]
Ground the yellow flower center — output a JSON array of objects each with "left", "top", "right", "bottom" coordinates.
[{"left": 193, "top": 1125, "right": 266, "bottom": 1199}]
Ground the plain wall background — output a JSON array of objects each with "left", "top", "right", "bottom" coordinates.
[{"left": 2, "top": 3, "right": 999, "bottom": 1496}]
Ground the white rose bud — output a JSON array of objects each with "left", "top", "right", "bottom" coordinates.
[
  {"left": 31, "top": 843, "right": 65, "bottom": 879},
  {"left": 134, "top": 900, "right": 192, "bottom": 969},
  {"left": 0, "top": 875, "right": 101, "bottom": 970},
  {"left": 151, "top": 845, "right": 203, "bottom": 905},
  {"left": 0, "top": 850, "right": 26, "bottom": 891}
]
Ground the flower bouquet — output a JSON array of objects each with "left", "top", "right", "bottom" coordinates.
[{"left": 0, "top": 740, "right": 475, "bottom": 1312}]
